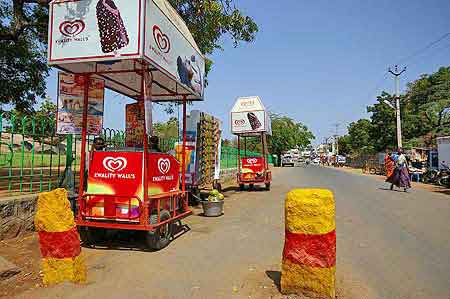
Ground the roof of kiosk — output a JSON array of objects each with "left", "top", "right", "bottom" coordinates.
[
  {"left": 230, "top": 96, "right": 272, "bottom": 136},
  {"left": 48, "top": 0, "right": 205, "bottom": 101}
]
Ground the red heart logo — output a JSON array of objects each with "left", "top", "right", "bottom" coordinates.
[
  {"left": 59, "top": 20, "right": 85, "bottom": 37},
  {"left": 153, "top": 25, "right": 171, "bottom": 53}
]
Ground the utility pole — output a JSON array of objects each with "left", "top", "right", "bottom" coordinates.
[
  {"left": 388, "top": 65, "right": 406, "bottom": 149},
  {"left": 332, "top": 123, "right": 340, "bottom": 155}
]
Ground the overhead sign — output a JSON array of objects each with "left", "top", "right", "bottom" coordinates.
[
  {"left": 144, "top": 0, "right": 205, "bottom": 97},
  {"left": 48, "top": 0, "right": 205, "bottom": 100},
  {"left": 231, "top": 96, "right": 271, "bottom": 135},
  {"left": 48, "top": 0, "right": 141, "bottom": 62}
]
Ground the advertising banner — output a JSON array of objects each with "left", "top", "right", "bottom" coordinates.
[
  {"left": 125, "top": 102, "right": 145, "bottom": 147},
  {"left": 144, "top": 0, "right": 205, "bottom": 97},
  {"left": 86, "top": 151, "right": 179, "bottom": 219},
  {"left": 231, "top": 96, "right": 270, "bottom": 135},
  {"left": 174, "top": 139, "right": 196, "bottom": 185},
  {"left": 231, "top": 110, "right": 266, "bottom": 134},
  {"left": 48, "top": 0, "right": 141, "bottom": 63},
  {"left": 240, "top": 157, "right": 266, "bottom": 180},
  {"left": 57, "top": 72, "right": 105, "bottom": 135}
]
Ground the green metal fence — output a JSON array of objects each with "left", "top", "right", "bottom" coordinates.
[
  {"left": 220, "top": 146, "right": 273, "bottom": 169},
  {"left": 0, "top": 113, "right": 272, "bottom": 196}
]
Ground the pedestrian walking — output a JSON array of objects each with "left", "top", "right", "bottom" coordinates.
[
  {"left": 386, "top": 148, "right": 411, "bottom": 192},
  {"left": 384, "top": 149, "right": 395, "bottom": 179}
]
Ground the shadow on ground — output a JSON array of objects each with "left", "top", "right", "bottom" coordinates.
[
  {"left": 80, "top": 221, "right": 190, "bottom": 252},
  {"left": 265, "top": 270, "right": 281, "bottom": 291}
]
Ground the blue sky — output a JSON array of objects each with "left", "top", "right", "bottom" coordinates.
[{"left": 45, "top": 0, "right": 450, "bottom": 144}]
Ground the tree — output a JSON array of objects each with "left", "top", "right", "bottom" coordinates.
[
  {"left": 337, "top": 135, "right": 351, "bottom": 156},
  {"left": 3, "top": 98, "right": 56, "bottom": 136},
  {"left": 366, "top": 92, "right": 396, "bottom": 152},
  {"left": 0, "top": 1, "right": 49, "bottom": 111},
  {"left": 0, "top": 0, "right": 258, "bottom": 111},
  {"left": 153, "top": 117, "right": 179, "bottom": 140},
  {"left": 268, "top": 113, "right": 315, "bottom": 161},
  {"left": 346, "top": 119, "right": 375, "bottom": 154},
  {"left": 404, "top": 66, "right": 450, "bottom": 145}
]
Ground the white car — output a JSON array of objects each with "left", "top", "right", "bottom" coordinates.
[
  {"left": 312, "top": 157, "right": 320, "bottom": 164},
  {"left": 281, "top": 155, "right": 295, "bottom": 167}
]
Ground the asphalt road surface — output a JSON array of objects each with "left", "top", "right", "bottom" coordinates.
[{"left": 19, "top": 166, "right": 450, "bottom": 299}]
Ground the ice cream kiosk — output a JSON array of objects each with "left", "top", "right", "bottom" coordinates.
[
  {"left": 48, "top": 0, "right": 205, "bottom": 250},
  {"left": 231, "top": 96, "right": 272, "bottom": 191}
]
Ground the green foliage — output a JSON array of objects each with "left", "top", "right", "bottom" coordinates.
[
  {"left": 168, "top": 0, "right": 258, "bottom": 55},
  {"left": 345, "top": 66, "right": 450, "bottom": 155},
  {"left": 153, "top": 117, "right": 179, "bottom": 139},
  {"left": 268, "top": 113, "right": 315, "bottom": 155},
  {"left": 3, "top": 99, "right": 56, "bottom": 136},
  {"left": 0, "top": 1, "right": 49, "bottom": 111}
]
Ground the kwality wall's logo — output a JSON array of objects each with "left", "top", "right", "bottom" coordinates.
[
  {"left": 150, "top": 25, "right": 172, "bottom": 65},
  {"left": 103, "top": 156, "right": 127, "bottom": 172},
  {"left": 93, "top": 156, "right": 135, "bottom": 180},
  {"left": 234, "top": 119, "right": 246, "bottom": 126},
  {"left": 246, "top": 158, "right": 258, "bottom": 164},
  {"left": 153, "top": 25, "right": 171, "bottom": 54},
  {"left": 57, "top": 19, "right": 89, "bottom": 45},
  {"left": 153, "top": 157, "right": 174, "bottom": 182},
  {"left": 59, "top": 20, "right": 85, "bottom": 37},
  {"left": 157, "top": 158, "right": 170, "bottom": 174}
]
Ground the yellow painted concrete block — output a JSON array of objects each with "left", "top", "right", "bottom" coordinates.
[
  {"left": 285, "top": 189, "right": 335, "bottom": 235},
  {"left": 41, "top": 254, "right": 86, "bottom": 285},
  {"left": 35, "top": 188, "right": 75, "bottom": 233},
  {"left": 281, "top": 259, "right": 335, "bottom": 298}
]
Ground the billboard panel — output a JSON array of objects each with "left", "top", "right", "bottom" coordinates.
[
  {"left": 143, "top": 0, "right": 205, "bottom": 97},
  {"left": 48, "top": 0, "right": 141, "bottom": 63},
  {"left": 57, "top": 72, "right": 105, "bottom": 135}
]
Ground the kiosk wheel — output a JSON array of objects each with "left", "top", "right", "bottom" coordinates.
[
  {"left": 239, "top": 184, "right": 245, "bottom": 191},
  {"left": 146, "top": 210, "right": 173, "bottom": 250},
  {"left": 265, "top": 182, "right": 271, "bottom": 191}
]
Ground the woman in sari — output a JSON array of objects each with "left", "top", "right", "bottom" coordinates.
[
  {"left": 386, "top": 148, "right": 411, "bottom": 192},
  {"left": 384, "top": 149, "right": 394, "bottom": 179}
]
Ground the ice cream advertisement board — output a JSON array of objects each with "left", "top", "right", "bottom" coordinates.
[
  {"left": 57, "top": 72, "right": 105, "bottom": 135},
  {"left": 231, "top": 96, "right": 271, "bottom": 135},
  {"left": 48, "top": 0, "right": 141, "bottom": 62},
  {"left": 48, "top": 0, "right": 205, "bottom": 100},
  {"left": 86, "top": 151, "right": 179, "bottom": 219}
]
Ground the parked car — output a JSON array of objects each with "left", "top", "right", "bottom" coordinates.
[
  {"left": 281, "top": 154, "right": 295, "bottom": 167},
  {"left": 336, "top": 155, "right": 346, "bottom": 167},
  {"left": 312, "top": 157, "right": 320, "bottom": 165}
]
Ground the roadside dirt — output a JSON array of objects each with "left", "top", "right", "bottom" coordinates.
[{"left": 0, "top": 234, "right": 42, "bottom": 298}]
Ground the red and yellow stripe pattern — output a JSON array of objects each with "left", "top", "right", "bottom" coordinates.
[
  {"left": 281, "top": 189, "right": 336, "bottom": 298},
  {"left": 35, "top": 188, "right": 86, "bottom": 285}
]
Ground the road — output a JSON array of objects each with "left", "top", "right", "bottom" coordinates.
[{"left": 19, "top": 166, "right": 450, "bottom": 299}]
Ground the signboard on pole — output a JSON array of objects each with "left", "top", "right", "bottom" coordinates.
[
  {"left": 231, "top": 96, "right": 271, "bottom": 135},
  {"left": 57, "top": 72, "right": 105, "bottom": 135},
  {"left": 125, "top": 102, "right": 145, "bottom": 147}
]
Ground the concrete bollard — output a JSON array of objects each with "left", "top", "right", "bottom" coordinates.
[
  {"left": 281, "top": 189, "right": 336, "bottom": 298},
  {"left": 35, "top": 188, "right": 86, "bottom": 285}
]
